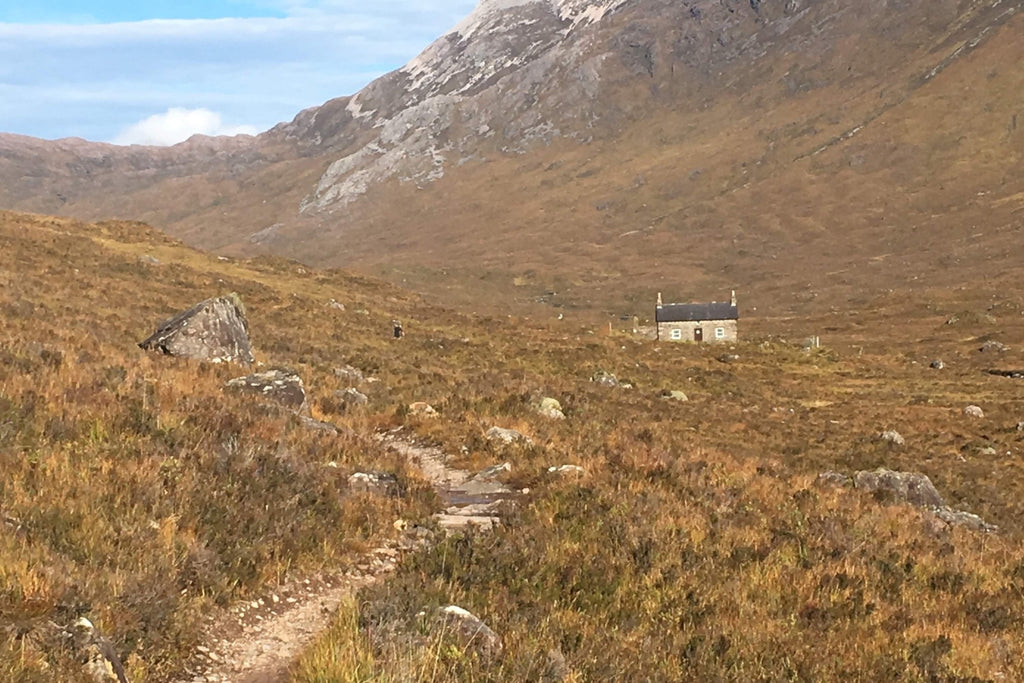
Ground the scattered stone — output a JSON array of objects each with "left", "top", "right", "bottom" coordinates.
[
  {"left": 299, "top": 416, "right": 340, "bottom": 435},
  {"left": 333, "top": 364, "right": 365, "bottom": 383},
  {"left": 979, "top": 340, "right": 1009, "bottom": 353},
  {"left": 879, "top": 430, "right": 905, "bottom": 447},
  {"left": 348, "top": 472, "right": 401, "bottom": 496},
  {"left": 226, "top": 369, "right": 307, "bottom": 412},
  {"left": 71, "top": 618, "right": 129, "bottom": 683},
  {"left": 336, "top": 388, "right": 369, "bottom": 406},
  {"left": 717, "top": 353, "right": 740, "bottom": 363},
  {"left": 485, "top": 426, "right": 532, "bottom": 446},
  {"left": 978, "top": 446, "right": 997, "bottom": 456},
  {"left": 326, "top": 299, "right": 345, "bottom": 311},
  {"left": 537, "top": 397, "right": 565, "bottom": 420},
  {"left": 661, "top": 390, "right": 689, "bottom": 401},
  {"left": 816, "top": 471, "right": 853, "bottom": 488},
  {"left": 853, "top": 468, "right": 946, "bottom": 507},
  {"left": 986, "top": 369, "right": 1024, "bottom": 379},
  {"left": 931, "top": 507, "right": 998, "bottom": 533},
  {"left": 591, "top": 370, "right": 619, "bottom": 387},
  {"left": 139, "top": 294, "right": 254, "bottom": 364},
  {"left": 473, "top": 462, "right": 512, "bottom": 481},
  {"left": 435, "top": 606, "right": 503, "bottom": 660},
  {"left": 1018, "top": 421, "right": 1024, "bottom": 432},
  {"left": 548, "top": 464, "right": 585, "bottom": 477},
  {"left": 408, "top": 402, "right": 438, "bottom": 418},
  {"left": 930, "top": 360, "right": 945, "bottom": 370},
  {"left": 963, "top": 405, "right": 985, "bottom": 419}
]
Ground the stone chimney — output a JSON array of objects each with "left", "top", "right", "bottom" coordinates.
[
  {"left": 731, "top": 290, "right": 737, "bottom": 307},
  {"left": 657, "top": 292, "right": 663, "bottom": 307}
]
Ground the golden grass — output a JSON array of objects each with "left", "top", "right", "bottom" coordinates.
[{"left": 2, "top": 210, "right": 1022, "bottom": 680}]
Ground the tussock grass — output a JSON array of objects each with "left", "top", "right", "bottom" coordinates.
[{"left": 2, "top": 210, "right": 1023, "bottom": 680}]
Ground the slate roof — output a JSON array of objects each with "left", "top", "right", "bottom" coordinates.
[{"left": 656, "top": 302, "right": 738, "bottom": 323}]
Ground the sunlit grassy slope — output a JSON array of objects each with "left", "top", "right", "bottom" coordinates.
[{"left": 1, "top": 210, "right": 1022, "bottom": 681}]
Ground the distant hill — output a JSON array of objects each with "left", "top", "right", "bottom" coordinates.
[{"left": 1, "top": 0, "right": 1022, "bottom": 316}]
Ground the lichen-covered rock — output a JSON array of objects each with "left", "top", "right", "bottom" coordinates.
[
  {"left": 591, "top": 370, "right": 619, "bottom": 387},
  {"left": 879, "top": 430, "right": 905, "bottom": 447},
  {"left": 963, "top": 405, "right": 985, "bottom": 419},
  {"left": 661, "top": 390, "right": 689, "bottom": 402},
  {"left": 334, "top": 364, "right": 365, "bottom": 383},
  {"left": 435, "top": 605, "right": 503, "bottom": 660},
  {"left": 979, "top": 340, "right": 1009, "bottom": 353},
  {"left": 473, "top": 462, "right": 511, "bottom": 481},
  {"left": 486, "top": 426, "right": 532, "bottom": 445},
  {"left": 71, "top": 618, "right": 129, "bottom": 683},
  {"left": 931, "top": 507, "right": 998, "bottom": 533},
  {"left": 853, "top": 468, "right": 945, "bottom": 508},
  {"left": 336, "top": 387, "right": 369, "bottom": 406},
  {"left": 537, "top": 397, "right": 565, "bottom": 419},
  {"left": 816, "top": 471, "right": 853, "bottom": 488},
  {"left": 548, "top": 464, "right": 585, "bottom": 477},
  {"left": 408, "top": 401, "right": 439, "bottom": 418},
  {"left": 139, "top": 294, "right": 253, "bottom": 364},
  {"left": 348, "top": 471, "right": 401, "bottom": 496},
  {"left": 225, "top": 369, "right": 307, "bottom": 412}
]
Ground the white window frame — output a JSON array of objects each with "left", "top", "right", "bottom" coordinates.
[
  {"left": 669, "top": 328, "right": 682, "bottom": 341},
  {"left": 715, "top": 327, "right": 726, "bottom": 339}
]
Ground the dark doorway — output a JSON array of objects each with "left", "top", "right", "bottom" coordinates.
[{"left": 694, "top": 328, "right": 703, "bottom": 342}]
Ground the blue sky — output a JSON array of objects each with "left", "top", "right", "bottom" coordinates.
[{"left": 0, "top": 1, "right": 477, "bottom": 144}]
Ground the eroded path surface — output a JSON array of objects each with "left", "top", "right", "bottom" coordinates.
[{"left": 178, "top": 430, "right": 512, "bottom": 683}]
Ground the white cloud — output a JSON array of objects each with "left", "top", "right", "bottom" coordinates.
[
  {"left": 113, "top": 107, "right": 259, "bottom": 146},
  {"left": 0, "top": 2, "right": 477, "bottom": 142}
]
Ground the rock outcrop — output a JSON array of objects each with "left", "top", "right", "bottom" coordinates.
[
  {"left": 853, "top": 468, "right": 945, "bottom": 508},
  {"left": 139, "top": 295, "right": 253, "bottom": 365},
  {"left": 821, "top": 468, "right": 997, "bottom": 533},
  {"left": 225, "top": 369, "right": 308, "bottom": 412}
]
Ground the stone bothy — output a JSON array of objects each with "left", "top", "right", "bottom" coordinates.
[{"left": 655, "top": 291, "right": 738, "bottom": 343}]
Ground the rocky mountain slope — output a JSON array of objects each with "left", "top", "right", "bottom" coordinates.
[{"left": 1, "top": 0, "right": 1022, "bottom": 316}]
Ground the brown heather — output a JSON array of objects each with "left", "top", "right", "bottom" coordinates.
[{"left": 1, "top": 210, "right": 1023, "bottom": 681}]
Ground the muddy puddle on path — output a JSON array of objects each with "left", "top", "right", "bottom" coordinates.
[{"left": 179, "top": 432, "right": 516, "bottom": 683}]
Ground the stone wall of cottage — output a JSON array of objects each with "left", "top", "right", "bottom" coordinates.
[{"left": 657, "top": 319, "right": 738, "bottom": 343}]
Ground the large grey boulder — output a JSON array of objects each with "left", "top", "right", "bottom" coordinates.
[
  {"left": 854, "top": 468, "right": 945, "bottom": 507},
  {"left": 139, "top": 295, "right": 253, "bottom": 364},
  {"left": 225, "top": 369, "right": 307, "bottom": 412},
  {"left": 835, "top": 468, "right": 998, "bottom": 533}
]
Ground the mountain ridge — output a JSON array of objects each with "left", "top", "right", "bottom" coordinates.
[{"left": 1, "top": 0, "right": 1022, "bottom": 317}]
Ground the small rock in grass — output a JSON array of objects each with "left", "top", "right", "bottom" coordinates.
[
  {"left": 879, "top": 430, "right": 905, "bottom": 447},
  {"left": 408, "top": 402, "right": 438, "bottom": 418},
  {"left": 486, "top": 426, "right": 532, "bottom": 445},
  {"left": 435, "top": 605, "right": 502, "bottom": 660},
  {"left": 963, "top": 405, "right": 985, "bottom": 419}
]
